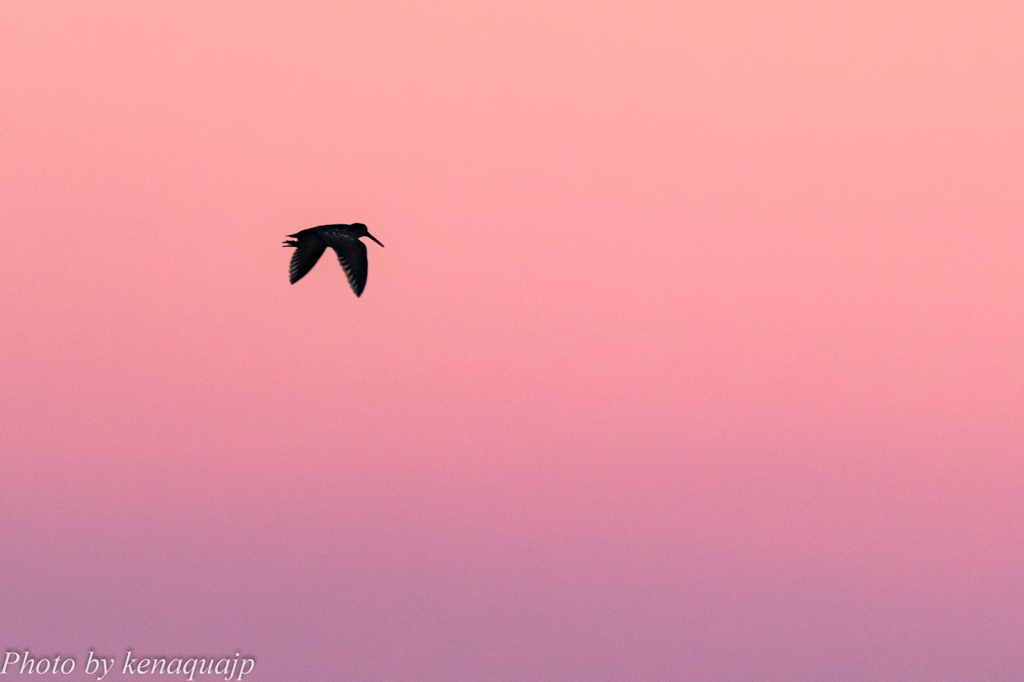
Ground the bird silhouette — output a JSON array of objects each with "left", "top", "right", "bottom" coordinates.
[{"left": 283, "top": 223, "right": 384, "bottom": 297}]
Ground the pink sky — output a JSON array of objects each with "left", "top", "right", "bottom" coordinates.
[{"left": 1, "top": 1, "right": 1023, "bottom": 679}]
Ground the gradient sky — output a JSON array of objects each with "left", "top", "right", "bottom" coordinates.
[{"left": 2, "top": 1, "right": 1023, "bottom": 680}]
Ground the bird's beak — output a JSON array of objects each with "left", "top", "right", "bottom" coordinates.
[{"left": 366, "top": 233, "right": 385, "bottom": 248}]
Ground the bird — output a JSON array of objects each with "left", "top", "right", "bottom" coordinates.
[{"left": 283, "top": 223, "right": 384, "bottom": 297}]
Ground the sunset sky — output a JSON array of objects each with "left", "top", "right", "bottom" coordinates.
[{"left": 2, "top": 1, "right": 1023, "bottom": 680}]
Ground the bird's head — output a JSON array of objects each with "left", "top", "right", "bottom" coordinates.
[{"left": 354, "top": 223, "right": 384, "bottom": 247}]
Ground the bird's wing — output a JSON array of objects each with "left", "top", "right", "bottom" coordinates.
[
  {"left": 331, "top": 239, "right": 369, "bottom": 296},
  {"left": 286, "top": 232, "right": 327, "bottom": 284}
]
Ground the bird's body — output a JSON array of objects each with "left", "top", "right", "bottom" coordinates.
[{"left": 283, "top": 223, "right": 384, "bottom": 296}]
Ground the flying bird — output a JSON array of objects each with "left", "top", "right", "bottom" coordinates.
[{"left": 283, "top": 223, "right": 384, "bottom": 297}]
